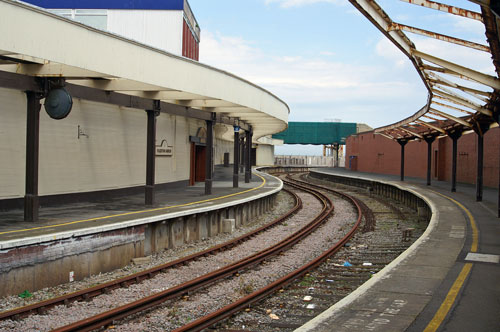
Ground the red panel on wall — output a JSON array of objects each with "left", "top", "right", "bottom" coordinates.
[{"left": 182, "top": 18, "right": 200, "bottom": 61}]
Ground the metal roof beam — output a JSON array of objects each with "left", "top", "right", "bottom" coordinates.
[
  {"left": 376, "top": 132, "right": 395, "bottom": 140},
  {"left": 429, "top": 80, "right": 489, "bottom": 102},
  {"left": 427, "top": 72, "right": 492, "bottom": 98},
  {"left": 400, "top": 127, "right": 424, "bottom": 138},
  {"left": 429, "top": 108, "right": 473, "bottom": 127},
  {"left": 390, "top": 22, "right": 489, "bottom": 52},
  {"left": 415, "top": 119, "right": 447, "bottom": 133},
  {"left": 400, "top": 0, "right": 483, "bottom": 22},
  {"left": 432, "top": 99, "right": 475, "bottom": 115},
  {"left": 432, "top": 88, "right": 492, "bottom": 115},
  {"left": 422, "top": 64, "right": 482, "bottom": 84},
  {"left": 348, "top": 0, "right": 413, "bottom": 55},
  {"left": 413, "top": 49, "right": 500, "bottom": 89},
  {"left": 423, "top": 114, "right": 445, "bottom": 122}
]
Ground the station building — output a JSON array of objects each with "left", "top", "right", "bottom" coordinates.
[{"left": 0, "top": 0, "right": 288, "bottom": 218}]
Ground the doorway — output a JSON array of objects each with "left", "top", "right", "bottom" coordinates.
[{"left": 190, "top": 143, "right": 206, "bottom": 185}]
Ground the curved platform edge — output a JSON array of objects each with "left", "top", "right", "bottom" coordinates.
[{"left": 295, "top": 169, "right": 467, "bottom": 332}]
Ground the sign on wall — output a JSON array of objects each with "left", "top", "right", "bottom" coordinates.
[{"left": 156, "top": 139, "right": 174, "bottom": 157}]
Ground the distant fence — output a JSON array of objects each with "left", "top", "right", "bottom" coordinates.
[{"left": 274, "top": 155, "right": 345, "bottom": 167}]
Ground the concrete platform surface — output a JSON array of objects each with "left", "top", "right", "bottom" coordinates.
[
  {"left": 296, "top": 168, "right": 499, "bottom": 332},
  {"left": 0, "top": 166, "right": 281, "bottom": 249}
]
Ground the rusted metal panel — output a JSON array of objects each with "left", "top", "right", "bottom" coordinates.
[
  {"left": 400, "top": 0, "right": 483, "bottom": 22},
  {"left": 389, "top": 22, "right": 490, "bottom": 52}
]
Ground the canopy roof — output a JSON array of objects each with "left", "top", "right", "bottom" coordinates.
[
  {"left": 349, "top": 0, "right": 500, "bottom": 140},
  {"left": 0, "top": 0, "right": 289, "bottom": 141}
]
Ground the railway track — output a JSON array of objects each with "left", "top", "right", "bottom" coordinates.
[
  {"left": 0, "top": 189, "right": 302, "bottom": 322},
  {"left": 1, "top": 172, "right": 418, "bottom": 332},
  {"left": 213, "top": 173, "right": 424, "bottom": 332},
  {"left": 1, "top": 177, "right": 352, "bottom": 332},
  {"left": 170, "top": 175, "right": 364, "bottom": 332}
]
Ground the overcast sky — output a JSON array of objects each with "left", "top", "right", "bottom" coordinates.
[{"left": 188, "top": 0, "right": 491, "bottom": 155}]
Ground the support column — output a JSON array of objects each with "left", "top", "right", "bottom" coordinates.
[
  {"left": 496, "top": 111, "right": 500, "bottom": 217},
  {"left": 24, "top": 91, "right": 42, "bottom": 222},
  {"left": 205, "top": 113, "right": 215, "bottom": 195},
  {"left": 448, "top": 129, "right": 463, "bottom": 193},
  {"left": 145, "top": 109, "right": 158, "bottom": 206},
  {"left": 233, "top": 125, "right": 240, "bottom": 188},
  {"left": 334, "top": 143, "right": 339, "bottom": 167},
  {"left": 477, "top": 133, "right": 484, "bottom": 202},
  {"left": 424, "top": 136, "right": 436, "bottom": 186},
  {"left": 397, "top": 139, "right": 408, "bottom": 182},
  {"left": 248, "top": 129, "right": 253, "bottom": 180},
  {"left": 245, "top": 129, "right": 251, "bottom": 183},
  {"left": 473, "top": 122, "right": 490, "bottom": 202},
  {"left": 240, "top": 137, "right": 245, "bottom": 174},
  {"left": 496, "top": 112, "right": 500, "bottom": 217}
]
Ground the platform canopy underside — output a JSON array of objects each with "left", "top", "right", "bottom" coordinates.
[
  {"left": 349, "top": 0, "right": 500, "bottom": 140},
  {"left": 0, "top": 0, "right": 289, "bottom": 141}
]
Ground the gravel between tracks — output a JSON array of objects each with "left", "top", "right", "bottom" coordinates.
[
  {"left": 115, "top": 188, "right": 357, "bottom": 331},
  {"left": 0, "top": 189, "right": 349, "bottom": 331}
]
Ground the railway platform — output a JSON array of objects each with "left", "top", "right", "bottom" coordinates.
[
  {"left": 297, "top": 168, "right": 500, "bottom": 332},
  {"left": 0, "top": 166, "right": 282, "bottom": 297}
]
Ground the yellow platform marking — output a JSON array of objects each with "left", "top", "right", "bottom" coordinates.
[
  {"left": 432, "top": 191, "right": 478, "bottom": 253},
  {"left": 0, "top": 173, "right": 267, "bottom": 237},
  {"left": 423, "top": 191, "right": 478, "bottom": 332},
  {"left": 423, "top": 263, "right": 473, "bottom": 332}
]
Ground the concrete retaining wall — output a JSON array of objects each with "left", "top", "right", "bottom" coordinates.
[{"left": 0, "top": 193, "right": 277, "bottom": 297}]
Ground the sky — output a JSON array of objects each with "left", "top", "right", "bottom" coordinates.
[{"left": 187, "top": 0, "right": 492, "bottom": 155}]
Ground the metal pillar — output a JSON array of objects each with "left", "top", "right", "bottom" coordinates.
[
  {"left": 248, "top": 129, "right": 253, "bottom": 180},
  {"left": 240, "top": 137, "right": 245, "bottom": 174},
  {"left": 335, "top": 144, "right": 339, "bottom": 167},
  {"left": 245, "top": 128, "right": 251, "bottom": 183},
  {"left": 448, "top": 129, "right": 463, "bottom": 193},
  {"left": 145, "top": 110, "right": 158, "bottom": 206},
  {"left": 497, "top": 111, "right": 500, "bottom": 217},
  {"left": 477, "top": 133, "right": 484, "bottom": 201},
  {"left": 473, "top": 122, "right": 490, "bottom": 202},
  {"left": 397, "top": 139, "right": 408, "bottom": 181},
  {"left": 24, "top": 91, "right": 42, "bottom": 222},
  {"left": 205, "top": 114, "right": 215, "bottom": 195},
  {"left": 233, "top": 126, "right": 240, "bottom": 188},
  {"left": 424, "top": 136, "right": 436, "bottom": 186}
]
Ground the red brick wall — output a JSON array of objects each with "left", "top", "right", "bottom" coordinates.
[{"left": 345, "top": 127, "right": 499, "bottom": 188}]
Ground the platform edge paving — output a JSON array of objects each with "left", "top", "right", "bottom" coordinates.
[
  {"left": 294, "top": 170, "right": 467, "bottom": 332},
  {"left": 0, "top": 170, "right": 282, "bottom": 250}
]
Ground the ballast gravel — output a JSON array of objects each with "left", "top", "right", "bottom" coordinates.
[{"left": 0, "top": 190, "right": 354, "bottom": 331}]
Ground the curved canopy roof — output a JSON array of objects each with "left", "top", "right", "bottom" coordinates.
[
  {"left": 0, "top": 0, "right": 289, "bottom": 140},
  {"left": 349, "top": 0, "right": 499, "bottom": 140}
]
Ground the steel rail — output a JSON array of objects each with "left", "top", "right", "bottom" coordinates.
[
  {"left": 49, "top": 180, "right": 334, "bottom": 332},
  {"left": 173, "top": 175, "right": 363, "bottom": 332},
  {"left": 0, "top": 189, "right": 302, "bottom": 322}
]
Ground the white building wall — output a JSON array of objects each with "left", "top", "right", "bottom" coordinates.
[
  {"left": 256, "top": 144, "right": 275, "bottom": 166},
  {"left": 0, "top": 88, "right": 26, "bottom": 199},
  {"left": 107, "top": 10, "right": 183, "bottom": 55},
  {"left": 0, "top": 87, "right": 222, "bottom": 199}
]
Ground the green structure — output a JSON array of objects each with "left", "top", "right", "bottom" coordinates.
[{"left": 272, "top": 122, "right": 357, "bottom": 145}]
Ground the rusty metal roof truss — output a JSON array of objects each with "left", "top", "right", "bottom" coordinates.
[{"left": 349, "top": 0, "right": 500, "bottom": 140}]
